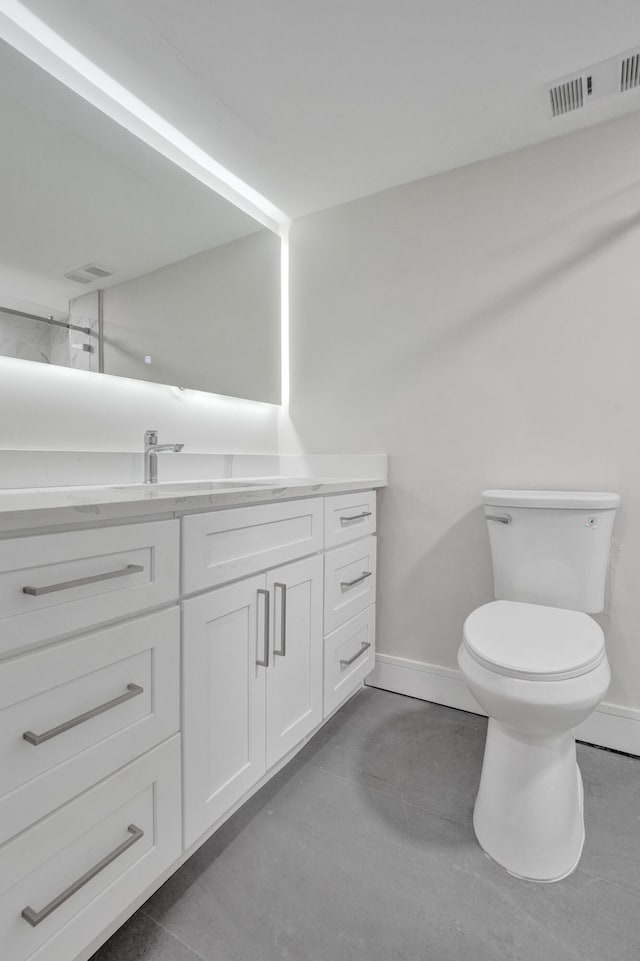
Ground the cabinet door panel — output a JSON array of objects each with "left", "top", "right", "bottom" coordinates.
[
  {"left": 0, "top": 608, "right": 179, "bottom": 844},
  {"left": 266, "top": 555, "right": 323, "bottom": 768},
  {"left": 0, "top": 520, "right": 179, "bottom": 658},
  {"left": 324, "top": 491, "right": 376, "bottom": 549},
  {"left": 0, "top": 738, "right": 180, "bottom": 961},
  {"left": 183, "top": 576, "right": 267, "bottom": 847},
  {"left": 324, "top": 536, "right": 377, "bottom": 634},
  {"left": 324, "top": 606, "right": 376, "bottom": 717},
  {"left": 182, "top": 499, "right": 323, "bottom": 593}
]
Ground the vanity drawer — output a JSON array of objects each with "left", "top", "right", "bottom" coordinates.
[
  {"left": 0, "top": 737, "right": 181, "bottom": 961},
  {"left": 324, "top": 490, "right": 376, "bottom": 549},
  {"left": 0, "top": 607, "right": 180, "bottom": 844},
  {"left": 182, "top": 498, "right": 324, "bottom": 593},
  {"left": 0, "top": 519, "right": 179, "bottom": 656},
  {"left": 324, "top": 535, "right": 377, "bottom": 634},
  {"left": 324, "top": 606, "right": 376, "bottom": 717}
]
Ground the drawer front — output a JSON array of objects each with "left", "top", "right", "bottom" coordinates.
[
  {"left": 0, "top": 608, "right": 180, "bottom": 844},
  {"left": 0, "top": 519, "right": 179, "bottom": 657},
  {"left": 0, "top": 737, "right": 181, "bottom": 961},
  {"left": 324, "top": 491, "right": 376, "bottom": 550},
  {"left": 324, "top": 606, "right": 376, "bottom": 717},
  {"left": 182, "top": 498, "right": 324, "bottom": 593},
  {"left": 324, "top": 535, "right": 377, "bottom": 634}
]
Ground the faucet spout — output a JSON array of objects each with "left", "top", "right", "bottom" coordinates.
[{"left": 143, "top": 430, "right": 184, "bottom": 484}]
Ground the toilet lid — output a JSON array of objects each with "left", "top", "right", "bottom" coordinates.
[{"left": 463, "top": 601, "right": 605, "bottom": 680}]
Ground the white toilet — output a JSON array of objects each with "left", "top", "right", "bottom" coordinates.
[{"left": 458, "top": 489, "right": 620, "bottom": 882}]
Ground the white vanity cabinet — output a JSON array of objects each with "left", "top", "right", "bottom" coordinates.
[
  {"left": 182, "top": 553, "right": 323, "bottom": 846},
  {"left": 182, "top": 574, "right": 267, "bottom": 843},
  {"left": 0, "top": 483, "right": 379, "bottom": 961},
  {"left": 264, "top": 554, "right": 323, "bottom": 767}
]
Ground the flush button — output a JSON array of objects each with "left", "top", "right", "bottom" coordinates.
[{"left": 587, "top": 517, "right": 598, "bottom": 528}]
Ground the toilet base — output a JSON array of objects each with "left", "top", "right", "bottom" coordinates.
[{"left": 473, "top": 719, "right": 585, "bottom": 882}]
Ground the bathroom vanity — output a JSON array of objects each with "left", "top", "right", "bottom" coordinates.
[{"left": 0, "top": 478, "right": 382, "bottom": 961}]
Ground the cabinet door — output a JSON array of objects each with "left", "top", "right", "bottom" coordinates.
[
  {"left": 266, "top": 555, "right": 323, "bottom": 768},
  {"left": 183, "top": 575, "right": 267, "bottom": 847}
]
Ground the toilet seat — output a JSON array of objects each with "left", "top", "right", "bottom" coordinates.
[{"left": 463, "top": 600, "right": 605, "bottom": 681}]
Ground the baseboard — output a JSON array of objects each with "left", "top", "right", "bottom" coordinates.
[{"left": 367, "top": 653, "right": 640, "bottom": 756}]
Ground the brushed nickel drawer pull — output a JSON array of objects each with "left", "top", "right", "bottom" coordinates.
[
  {"left": 21, "top": 824, "right": 144, "bottom": 927},
  {"left": 256, "top": 589, "right": 270, "bottom": 667},
  {"left": 22, "top": 563, "right": 144, "bottom": 596},
  {"left": 23, "top": 683, "right": 144, "bottom": 746},
  {"left": 274, "top": 582, "right": 287, "bottom": 657},
  {"left": 340, "top": 511, "right": 372, "bottom": 523},
  {"left": 486, "top": 514, "right": 512, "bottom": 525},
  {"left": 340, "top": 571, "right": 372, "bottom": 590},
  {"left": 340, "top": 642, "right": 371, "bottom": 668}
]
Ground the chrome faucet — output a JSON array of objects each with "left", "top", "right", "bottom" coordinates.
[{"left": 144, "top": 430, "right": 184, "bottom": 484}]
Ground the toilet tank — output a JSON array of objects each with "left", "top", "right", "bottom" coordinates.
[{"left": 482, "top": 490, "right": 620, "bottom": 613}]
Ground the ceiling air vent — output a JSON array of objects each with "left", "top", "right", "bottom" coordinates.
[
  {"left": 547, "top": 46, "right": 640, "bottom": 118},
  {"left": 549, "top": 76, "right": 584, "bottom": 117},
  {"left": 64, "top": 263, "right": 113, "bottom": 285},
  {"left": 620, "top": 52, "right": 640, "bottom": 92}
]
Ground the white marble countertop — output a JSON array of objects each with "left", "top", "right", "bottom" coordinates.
[{"left": 0, "top": 476, "right": 386, "bottom": 533}]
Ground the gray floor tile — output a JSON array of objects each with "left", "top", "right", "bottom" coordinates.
[
  {"left": 300, "top": 688, "right": 487, "bottom": 824},
  {"left": 90, "top": 911, "right": 202, "bottom": 961},
  {"left": 389, "top": 702, "right": 487, "bottom": 824},
  {"left": 94, "top": 690, "right": 640, "bottom": 961},
  {"left": 577, "top": 741, "right": 640, "bottom": 895},
  {"left": 404, "top": 799, "right": 640, "bottom": 961}
]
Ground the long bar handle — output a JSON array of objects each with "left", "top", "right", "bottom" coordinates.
[
  {"left": 340, "top": 571, "right": 372, "bottom": 590},
  {"left": 256, "top": 589, "right": 270, "bottom": 667},
  {"left": 485, "top": 514, "right": 512, "bottom": 525},
  {"left": 340, "top": 511, "right": 372, "bottom": 523},
  {"left": 21, "top": 824, "right": 144, "bottom": 927},
  {"left": 22, "top": 563, "right": 144, "bottom": 596},
  {"left": 274, "top": 582, "right": 287, "bottom": 657},
  {"left": 23, "top": 683, "right": 144, "bottom": 746},
  {"left": 340, "top": 642, "right": 371, "bottom": 669}
]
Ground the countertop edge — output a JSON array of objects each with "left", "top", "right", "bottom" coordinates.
[{"left": 0, "top": 478, "right": 387, "bottom": 534}]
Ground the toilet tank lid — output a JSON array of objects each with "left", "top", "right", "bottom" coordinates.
[{"left": 482, "top": 489, "right": 621, "bottom": 510}]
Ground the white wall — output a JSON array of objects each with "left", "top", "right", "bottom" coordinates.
[{"left": 288, "top": 109, "right": 640, "bottom": 713}]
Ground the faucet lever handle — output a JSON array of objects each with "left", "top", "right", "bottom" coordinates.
[{"left": 144, "top": 430, "right": 158, "bottom": 446}]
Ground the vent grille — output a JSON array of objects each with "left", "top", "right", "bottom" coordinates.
[
  {"left": 64, "top": 263, "right": 113, "bottom": 285},
  {"left": 620, "top": 52, "right": 640, "bottom": 91},
  {"left": 549, "top": 77, "right": 584, "bottom": 117}
]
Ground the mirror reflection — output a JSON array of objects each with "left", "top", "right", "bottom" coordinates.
[{"left": 0, "top": 39, "right": 281, "bottom": 404}]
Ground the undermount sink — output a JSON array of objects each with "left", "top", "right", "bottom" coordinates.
[{"left": 112, "top": 479, "right": 272, "bottom": 494}]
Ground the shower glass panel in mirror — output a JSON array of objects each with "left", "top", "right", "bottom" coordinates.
[{"left": 0, "top": 39, "right": 281, "bottom": 404}]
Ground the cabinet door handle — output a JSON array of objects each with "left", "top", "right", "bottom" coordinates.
[
  {"left": 274, "top": 582, "right": 287, "bottom": 657},
  {"left": 340, "top": 642, "right": 372, "bottom": 668},
  {"left": 21, "top": 824, "right": 144, "bottom": 927},
  {"left": 22, "top": 563, "right": 144, "bottom": 596},
  {"left": 340, "top": 571, "right": 372, "bottom": 591},
  {"left": 256, "top": 589, "right": 270, "bottom": 667},
  {"left": 340, "top": 511, "right": 372, "bottom": 523},
  {"left": 23, "top": 683, "right": 144, "bottom": 746}
]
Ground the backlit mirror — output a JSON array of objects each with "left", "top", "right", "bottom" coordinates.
[{"left": 0, "top": 39, "right": 281, "bottom": 404}]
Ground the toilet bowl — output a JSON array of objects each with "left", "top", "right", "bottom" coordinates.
[
  {"left": 459, "top": 489, "right": 619, "bottom": 882},
  {"left": 458, "top": 600, "right": 610, "bottom": 881}
]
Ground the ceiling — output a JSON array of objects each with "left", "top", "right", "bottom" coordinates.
[
  {"left": 0, "top": 35, "right": 260, "bottom": 311},
  {"left": 15, "top": 0, "right": 640, "bottom": 218}
]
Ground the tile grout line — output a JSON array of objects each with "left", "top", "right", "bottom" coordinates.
[{"left": 137, "top": 909, "right": 212, "bottom": 961}]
